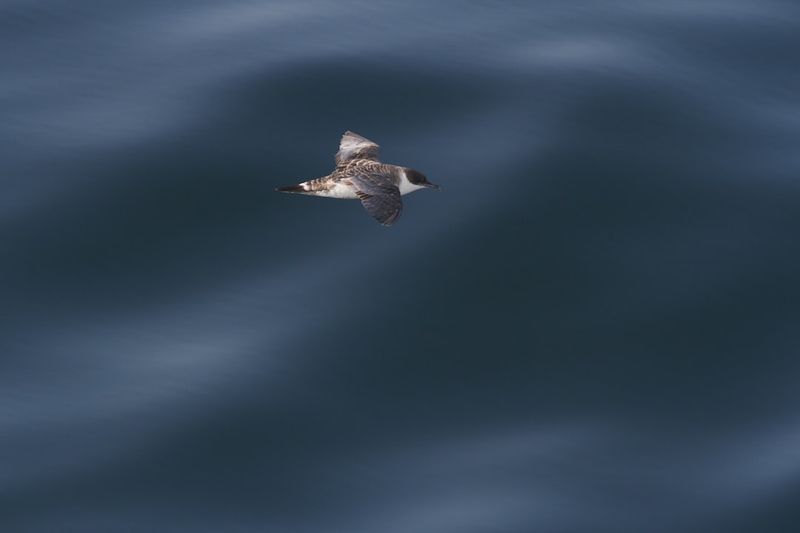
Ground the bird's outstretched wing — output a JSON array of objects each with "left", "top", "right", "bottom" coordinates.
[
  {"left": 349, "top": 174, "right": 402, "bottom": 226},
  {"left": 335, "top": 131, "right": 381, "bottom": 166}
]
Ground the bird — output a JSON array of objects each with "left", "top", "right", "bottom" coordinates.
[{"left": 276, "top": 131, "right": 439, "bottom": 226}]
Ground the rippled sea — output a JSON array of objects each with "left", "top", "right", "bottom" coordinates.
[{"left": 3, "top": 1, "right": 800, "bottom": 531}]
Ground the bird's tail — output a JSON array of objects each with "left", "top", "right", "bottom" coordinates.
[{"left": 275, "top": 183, "right": 306, "bottom": 193}]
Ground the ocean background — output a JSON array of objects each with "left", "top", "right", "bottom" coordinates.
[{"left": 2, "top": 1, "right": 800, "bottom": 531}]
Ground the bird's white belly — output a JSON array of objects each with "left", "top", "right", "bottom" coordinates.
[{"left": 319, "top": 182, "right": 359, "bottom": 199}]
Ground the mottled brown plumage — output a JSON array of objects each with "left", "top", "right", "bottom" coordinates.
[{"left": 276, "top": 131, "right": 439, "bottom": 226}]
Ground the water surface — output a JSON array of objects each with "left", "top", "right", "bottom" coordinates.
[{"left": 2, "top": 1, "right": 800, "bottom": 531}]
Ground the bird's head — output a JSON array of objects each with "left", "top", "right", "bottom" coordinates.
[{"left": 405, "top": 169, "right": 440, "bottom": 190}]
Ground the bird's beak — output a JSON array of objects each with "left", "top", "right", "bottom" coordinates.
[{"left": 426, "top": 182, "right": 441, "bottom": 190}]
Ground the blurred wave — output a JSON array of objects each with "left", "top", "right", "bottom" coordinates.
[{"left": 2, "top": 0, "right": 800, "bottom": 531}]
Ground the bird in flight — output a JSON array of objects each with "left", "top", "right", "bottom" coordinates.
[{"left": 276, "top": 131, "right": 439, "bottom": 226}]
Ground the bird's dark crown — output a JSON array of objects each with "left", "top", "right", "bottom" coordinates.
[{"left": 406, "top": 168, "right": 430, "bottom": 185}]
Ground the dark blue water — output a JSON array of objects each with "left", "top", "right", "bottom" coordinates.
[{"left": 3, "top": 1, "right": 800, "bottom": 531}]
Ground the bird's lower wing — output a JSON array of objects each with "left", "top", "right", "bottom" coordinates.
[{"left": 349, "top": 175, "right": 402, "bottom": 226}]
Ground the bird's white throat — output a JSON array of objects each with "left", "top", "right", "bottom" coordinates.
[{"left": 398, "top": 170, "right": 425, "bottom": 196}]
